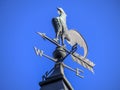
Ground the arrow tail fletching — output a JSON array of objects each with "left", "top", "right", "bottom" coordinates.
[{"left": 71, "top": 52, "right": 95, "bottom": 73}]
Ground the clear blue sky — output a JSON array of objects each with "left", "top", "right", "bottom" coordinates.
[{"left": 0, "top": 0, "right": 120, "bottom": 90}]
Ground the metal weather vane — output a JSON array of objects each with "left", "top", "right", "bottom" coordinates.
[{"left": 34, "top": 8, "right": 95, "bottom": 82}]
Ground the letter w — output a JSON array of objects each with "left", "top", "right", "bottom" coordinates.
[{"left": 34, "top": 47, "right": 43, "bottom": 56}]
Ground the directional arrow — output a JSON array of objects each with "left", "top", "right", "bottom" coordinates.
[{"left": 37, "top": 32, "right": 95, "bottom": 73}]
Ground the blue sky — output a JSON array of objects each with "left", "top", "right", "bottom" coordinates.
[{"left": 0, "top": 0, "right": 120, "bottom": 90}]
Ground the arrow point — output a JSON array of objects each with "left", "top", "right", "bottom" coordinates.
[
  {"left": 37, "top": 32, "right": 42, "bottom": 36},
  {"left": 37, "top": 32, "right": 46, "bottom": 38}
]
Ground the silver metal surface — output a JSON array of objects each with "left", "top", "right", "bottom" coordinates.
[
  {"left": 53, "top": 8, "right": 88, "bottom": 58},
  {"left": 34, "top": 47, "right": 57, "bottom": 62},
  {"left": 37, "top": 32, "right": 95, "bottom": 73},
  {"left": 34, "top": 8, "right": 95, "bottom": 90}
]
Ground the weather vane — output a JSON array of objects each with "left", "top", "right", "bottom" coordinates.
[{"left": 34, "top": 8, "right": 95, "bottom": 90}]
